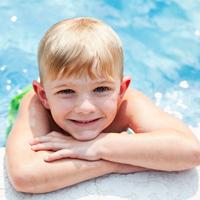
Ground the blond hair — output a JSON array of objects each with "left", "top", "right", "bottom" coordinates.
[{"left": 38, "top": 17, "right": 124, "bottom": 84}]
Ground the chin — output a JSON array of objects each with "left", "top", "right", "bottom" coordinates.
[{"left": 73, "top": 131, "right": 101, "bottom": 141}]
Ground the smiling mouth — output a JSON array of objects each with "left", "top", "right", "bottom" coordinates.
[{"left": 69, "top": 118, "right": 102, "bottom": 125}]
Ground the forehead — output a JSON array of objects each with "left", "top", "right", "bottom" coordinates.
[{"left": 44, "top": 75, "right": 121, "bottom": 88}]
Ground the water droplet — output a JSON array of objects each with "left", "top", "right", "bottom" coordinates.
[
  {"left": 0, "top": 65, "right": 6, "bottom": 71},
  {"left": 195, "top": 29, "right": 200, "bottom": 37},
  {"left": 179, "top": 80, "right": 189, "bottom": 89},
  {"left": 6, "top": 85, "right": 11, "bottom": 91},
  {"left": 10, "top": 16, "right": 17, "bottom": 22},
  {"left": 6, "top": 79, "right": 11, "bottom": 84},
  {"left": 22, "top": 69, "right": 27, "bottom": 73}
]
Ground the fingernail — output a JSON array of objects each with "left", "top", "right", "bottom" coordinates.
[{"left": 29, "top": 137, "right": 40, "bottom": 145}]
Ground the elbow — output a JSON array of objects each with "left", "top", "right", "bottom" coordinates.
[
  {"left": 10, "top": 168, "right": 34, "bottom": 193},
  {"left": 11, "top": 174, "right": 30, "bottom": 193},
  {"left": 9, "top": 166, "right": 42, "bottom": 193},
  {"left": 173, "top": 133, "right": 200, "bottom": 171},
  {"left": 178, "top": 141, "right": 200, "bottom": 171},
  {"left": 9, "top": 165, "right": 61, "bottom": 194},
  {"left": 165, "top": 139, "right": 200, "bottom": 172},
  {"left": 191, "top": 142, "right": 200, "bottom": 168}
]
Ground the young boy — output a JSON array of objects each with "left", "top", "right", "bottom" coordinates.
[{"left": 6, "top": 17, "right": 200, "bottom": 194}]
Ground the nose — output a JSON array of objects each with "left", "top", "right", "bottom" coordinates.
[{"left": 74, "top": 97, "right": 96, "bottom": 114}]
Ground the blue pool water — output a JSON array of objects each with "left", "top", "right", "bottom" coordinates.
[{"left": 0, "top": 0, "right": 200, "bottom": 146}]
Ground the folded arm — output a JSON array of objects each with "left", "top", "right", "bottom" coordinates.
[
  {"left": 93, "top": 89, "right": 200, "bottom": 171},
  {"left": 6, "top": 90, "right": 147, "bottom": 194},
  {"left": 31, "top": 89, "right": 200, "bottom": 171},
  {"left": 99, "top": 129, "right": 200, "bottom": 171},
  {"left": 31, "top": 129, "right": 200, "bottom": 172}
]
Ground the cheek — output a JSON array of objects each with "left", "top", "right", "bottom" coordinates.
[
  {"left": 99, "top": 95, "right": 119, "bottom": 116},
  {"left": 48, "top": 98, "right": 73, "bottom": 116}
]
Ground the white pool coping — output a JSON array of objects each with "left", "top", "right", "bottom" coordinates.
[
  {"left": 1, "top": 126, "right": 200, "bottom": 200},
  {"left": 1, "top": 145, "right": 200, "bottom": 200}
]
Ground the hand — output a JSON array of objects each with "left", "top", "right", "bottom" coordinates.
[
  {"left": 29, "top": 131, "right": 105, "bottom": 162},
  {"left": 29, "top": 131, "right": 149, "bottom": 173}
]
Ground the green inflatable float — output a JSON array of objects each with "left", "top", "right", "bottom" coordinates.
[{"left": 6, "top": 85, "right": 32, "bottom": 139}]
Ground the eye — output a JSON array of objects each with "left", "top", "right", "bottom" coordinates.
[
  {"left": 57, "top": 89, "right": 75, "bottom": 95},
  {"left": 94, "top": 86, "right": 111, "bottom": 93}
]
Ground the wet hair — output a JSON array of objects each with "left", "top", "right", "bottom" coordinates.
[{"left": 38, "top": 17, "right": 124, "bottom": 84}]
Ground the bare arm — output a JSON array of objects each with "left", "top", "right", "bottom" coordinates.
[
  {"left": 100, "top": 89, "right": 200, "bottom": 171},
  {"left": 100, "top": 130, "right": 200, "bottom": 171},
  {"left": 34, "top": 89, "right": 200, "bottom": 171},
  {"left": 33, "top": 129, "right": 200, "bottom": 172},
  {"left": 6, "top": 90, "right": 147, "bottom": 194}
]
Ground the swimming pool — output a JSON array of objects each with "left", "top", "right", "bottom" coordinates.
[{"left": 0, "top": 0, "right": 200, "bottom": 147}]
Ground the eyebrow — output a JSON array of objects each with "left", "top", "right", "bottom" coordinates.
[{"left": 53, "top": 80, "right": 115, "bottom": 89}]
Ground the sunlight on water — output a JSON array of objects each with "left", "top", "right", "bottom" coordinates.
[{"left": 0, "top": 0, "right": 200, "bottom": 146}]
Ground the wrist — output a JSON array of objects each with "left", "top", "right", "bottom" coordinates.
[
  {"left": 97, "top": 132, "right": 133, "bottom": 165},
  {"left": 97, "top": 132, "right": 121, "bottom": 160},
  {"left": 95, "top": 133, "right": 113, "bottom": 160}
]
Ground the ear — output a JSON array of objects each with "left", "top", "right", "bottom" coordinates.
[
  {"left": 119, "top": 76, "right": 131, "bottom": 99},
  {"left": 32, "top": 80, "right": 50, "bottom": 109}
]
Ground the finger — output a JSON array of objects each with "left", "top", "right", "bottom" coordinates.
[
  {"left": 29, "top": 137, "right": 41, "bottom": 145},
  {"left": 29, "top": 136, "right": 67, "bottom": 145},
  {"left": 47, "top": 132, "right": 71, "bottom": 140},
  {"left": 44, "top": 149, "right": 76, "bottom": 162},
  {"left": 31, "top": 142, "right": 67, "bottom": 151},
  {"left": 29, "top": 136, "right": 52, "bottom": 145}
]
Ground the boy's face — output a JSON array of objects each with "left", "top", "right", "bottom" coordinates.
[{"left": 34, "top": 75, "right": 130, "bottom": 141}]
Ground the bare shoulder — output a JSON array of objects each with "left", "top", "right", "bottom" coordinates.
[
  {"left": 105, "top": 88, "right": 159, "bottom": 132},
  {"left": 6, "top": 89, "right": 51, "bottom": 146},
  {"left": 124, "top": 88, "right": 160, "bottom": 114},
  {"left": 124, "top": 88, "right": 153, "bottom": 103},
  {"left": 124, "top": 88, "right": 192, "bottom": 135},
  {"left": 6, "top": 89, "right": 52, "bottom": 173}
]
